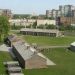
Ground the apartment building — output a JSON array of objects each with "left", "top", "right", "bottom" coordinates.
[
  {"left": 60, "top": 17, "right": 75, "bottom": 25},
  {"left": 46, "top": 10, "right": 52, "bottom": 18},
  {"left": 0, "top": 9, "right": 12, "bottom": 19},
  {"left": 37, "top": 19, "right": 56, "bottom": 26},
  {"left": 46, "top": 5, "right": 75, "bottom": 18},
  {"left": 59, "top": 5, "right": 75, "bottom": 17},
  {"left": 9, "top": 19, "right": 56, "bottom": 26}
]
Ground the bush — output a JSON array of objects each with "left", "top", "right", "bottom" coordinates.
[{"left": 11, "top": 25, "right": 25, "bottom": 30}]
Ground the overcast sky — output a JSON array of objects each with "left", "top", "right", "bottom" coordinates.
[{"left": 0, "top": 0, "right": 75, "bottom": 14}]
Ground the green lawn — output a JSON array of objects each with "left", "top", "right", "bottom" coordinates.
[
  {"left": 8, "top": 32, "right": 75, "bottom": 75},
  {"left": 0, "top": 51, "right": 13, "bottom": 75},
  {"left": 23, "top": 35, "right": 75, "bottom": 46},
  {"left": 23, "top": 48, "right": 75, "bottom": 75}
]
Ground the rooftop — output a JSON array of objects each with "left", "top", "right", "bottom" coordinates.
[
  {"left": 13, "top": 40, "right": 56, "bottom": 65},
  {"left": 20, "top": 28, "right": 59, "bottom": 33},
  {"left": 13, "top": 41, "right": 37, "bottom": 60},
  {"left": 71, "top": 42, "right": 75, "bottom": 46}
]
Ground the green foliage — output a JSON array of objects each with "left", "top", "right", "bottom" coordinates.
[
  {"left": 59, "top": 25, "right": 65, "bottom": 31},
  {"left": 46, "top": 17, "right": 55, "bottom": 20},
  {"left": 59, "top": 25, "right": 75, "bottom": 31},
  {"left": 0, "top": 16, "right": 10, "bottom": 42},
  {"left": 37, "top": 24, "right": 56, "bottom": 29},
  {"left": 45, "top": 24, "right": 56, "bottom": 29},
  {"left": 31, "top": 16, "right": 38, "bottom": 19},
  {"left": 65, "top": 25, "right": 75, "bottom": 31},
  {"left": 37, "top": 24, "right": 44, "bottom": 29},
  {"left": 0, "top": 51, "right": 13, "bottom": 74},
  {"left": 26, "top": 25, "right": 31, "bottom": 28},
  {"left": 38, "top": 15, "right": 46, "bottom": 19},
  {"left": 32, "top": 21, "right": 37, "bottom": 28},
  {"left": 11, "top": 25, "right": 25, "bottom": 30},
  {"left": 13, "top": 14, "right": 31, "bottom": 19}
]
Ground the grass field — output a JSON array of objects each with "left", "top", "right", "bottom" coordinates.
[
  {"left": 0, "top": 51, "right": 13, "bottom": 75},
  {"left": 23, "top": 48, "right": 75, "bottom": 75},
  {"left": 23, "top": 35, "right": 75, "bottom": 46},
  {"left": 7, "top": 32, "right": 75, "bottom": 75}
]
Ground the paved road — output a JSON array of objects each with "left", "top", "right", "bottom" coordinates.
[{"left": 37, "top": 45, "right": 69, "bottom": 49}]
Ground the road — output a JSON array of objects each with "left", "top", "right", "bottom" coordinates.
[{"left": 37, "top": 45, "right": 69, "bottom": 49}]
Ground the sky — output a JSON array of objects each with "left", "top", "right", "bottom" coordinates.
[{"left": 0, "top": 0, "right": 75, "bottom": 14}]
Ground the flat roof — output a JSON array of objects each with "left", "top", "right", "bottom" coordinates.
[{"left": 20, "top": 28, "right": 59, "bottom": 33}]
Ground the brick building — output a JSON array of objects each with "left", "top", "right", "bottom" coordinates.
[{"left": 60, "top": 17, "right": 75, "bottom": 25}]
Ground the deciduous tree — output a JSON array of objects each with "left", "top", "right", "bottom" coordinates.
[{"left": 0, "top": 16, "right": 10, "bottom": 42}]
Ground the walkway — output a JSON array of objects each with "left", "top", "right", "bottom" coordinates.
[
  {"left": 37, "top": 45, "right": 69, "bottom": 49},
  {"left": 0, "top": 44, "right": 10, "bottom": 52}
]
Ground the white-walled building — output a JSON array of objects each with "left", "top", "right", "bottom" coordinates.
[
  {"left": 9, "top": 19, "right": 56, "bottom": 26},
  {"left": 37, "top": 20, "right": 56, "bottom": 26}
]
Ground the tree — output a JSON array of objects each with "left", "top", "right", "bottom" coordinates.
[
  {"left": 13, "top": 14, "right": 31, "bottom": 19},
  {"left": 32, "top": 21, "right": 37, "bottom": 28},
  {"left": 0, "top": 16, "right": 10, "bottom": 42},
  {"left": 31, "top": 16, "right": 38, "bottom": 19},
  {"left": 46, "top": 24, "right": 56, "bottom": 29},
  {"left": 59, "top": 25, "right": 65, "bottom": 31},
  {"left": 26, "top": 24, "right": 31, "bottom": 28},
  {"left": 37, "top": 24, "right": 44, "bottom": 29}
]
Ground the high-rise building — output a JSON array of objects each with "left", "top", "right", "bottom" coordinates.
[
  {"left": 72, "top": 10, "right": 75, "bottom": 17},
  {"left": 59, "top": 5, "right": 75, "bottom": 17},
  {"left": 56, "top": 10, "right": 61, "bottom": 17},
  {"left": 46, "top": 9, "right": 61, "bottom": 19},
  {"left": 46, "top": 10, "right": 52, "bottom": 18},
  {"left": 46, "top": 5, "right": 75, "bottom": 20},
  {"left": 59, "top": 6, "right": 65, "bottom": 16},
  {"left": 52, "top": 9, "right": 61, "bottom": 18},
  {"left": 52, "top": 9, "right": 57, "bottom": 18}
]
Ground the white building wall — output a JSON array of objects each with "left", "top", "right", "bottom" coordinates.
[
  {"left": 37, "top": 20, "right": 56, "bottom": 26},
  {"left": 9, "top": 19, "right": 56, "bottom": 26}
]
